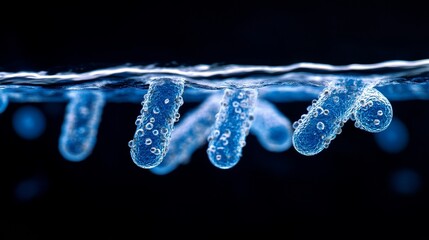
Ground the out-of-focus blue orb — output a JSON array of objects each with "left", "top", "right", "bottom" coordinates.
[
  {"left": 374, "top": 117, "right": 408, "bottom": 154},
  {"left": 390, "top": 168, "right": 421, "bottom": 195},
  {"left": 13, "top": 105, "right": 46, "bottom": 140},
  {"left": 15, "top": 177, "right": 47, "bottom": 202}
]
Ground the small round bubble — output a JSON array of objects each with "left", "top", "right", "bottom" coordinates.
[
  {"left": 292, "top": 121, "right": 299, "bottom": 129},
  {"left": 145, "top": 122, "right": 153, "bottom": 130},
  {"left": 160, "top": 127, "right": 168, "bottom": 135},
  {"left": 150, "top": 147, "right": 156, "bottom": 153},
  {"left": 136, "top": 129, "right": 144, "bottom": 137}
]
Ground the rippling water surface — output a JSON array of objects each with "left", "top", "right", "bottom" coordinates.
[{"left": 1, "top": 59, "right": 429, "bottom": 102}]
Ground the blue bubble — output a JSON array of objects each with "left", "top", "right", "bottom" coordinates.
[
  {"left": 374, "top": 117, "right": 409, "bottom": 154},
  {"left": 0, "top": 92, "right": 8, "bottom": 114},
  {"left": 129, "top": 77, "right": 185, "bottom": 169},
  {"left": 353, "top": 88, "right": 393, "bottom": 133},
  {"left": 59, "top": 91, "right": 105, "bottom": 162},
  {"left": 390, "top": 168, "right": 421, "bottom": 195},
  {"left": 207, "top": 88, "right": 258, "bottom": 169},
  {"left": 12, "top": 105, "right": 46, "bottom": 140},
  {"left": 14, "top": 176, "right": 47, "bottom": 202}
]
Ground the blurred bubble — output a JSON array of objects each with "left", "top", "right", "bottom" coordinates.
[
  {"left": 12, "top": 105, "right": 46, "bottom": 140},
  {"left": 14, "top": 176, "right": 48, "bottom": 202},
  {"left": 390, "top": 168, "right": 421, "bottom": 195},
  {"left": 374, "top": 117, "right": 408, "bottom": 154}
]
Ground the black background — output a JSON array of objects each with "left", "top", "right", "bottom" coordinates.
[{"left": 1, "top": 0, "right": 429, "bottom": 238}]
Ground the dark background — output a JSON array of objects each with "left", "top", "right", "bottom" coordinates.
[{"left": 1, "top": 0, "right": 429, "bottom": 238}]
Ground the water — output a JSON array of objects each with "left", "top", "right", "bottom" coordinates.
[{"left": 1, "top": 59, "right": 429, "bottom": 172}]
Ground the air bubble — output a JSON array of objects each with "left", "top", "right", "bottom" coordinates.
[
  {"left": 353, "top": 88, "right": 393, "bottom": 133},
  {"left": 145, "top": 122, "right": 153, "bottom": 130},
  {"left": 292, "top": 78, "right": 370, "bottom": 156},
  {"left": 136, "top": 129, "right": 144, "bottom": 137},
  {"left": 59, "top": 91, "right": 105, "bottom": 162},
  {"left": 160, "top": 127, "right": 168, "bottom": 135},
  {"left": 316, "top": 122, "right": 325, "bottom": 130}
]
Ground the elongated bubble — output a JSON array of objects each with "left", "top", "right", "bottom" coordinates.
[
  {"left": 129, "top": 77, "right": 185, "bottom": 169},
  {"left": 250, "top": 99, "right": 292, "bottom": 152},
  {"left": 292, "top": 78, "right": 372, "bottom": 156},
  {"left": 151, "top": 93, "right": 221, "bottom": 175},
  {"left": 374, "top": 117, "right": 409, "bottom": 154},
  {"left": 352, "top": 88, "right": 393, "bottom": 133},
  {"left": 207, "top": 88, "right": 258, "bottom": 169},
  {"left": 0, "top": 91, "right": 8, "bottom": 114},
  {"left": 59, "top": 90, "right": 105, "bottom": 162}
]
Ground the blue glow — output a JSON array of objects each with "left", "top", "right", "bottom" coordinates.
[
  {"left": 59, "top": 91, "right": 105, "bottom": 162},
  {"left": 390, "top": 169, "right": 421, "bottom": 195},
  {"left": 374, "top": 117, "right": 409, "bottom": 154},
  {"left": 12, "top": 105, "right": 46, "bottom": 140},
  {"left": 0, "top": 92, "right": 8, "bottom": 114},
  {"left": 129, "top": 77, "right": 185, "bottom": 169},
  {"left": 207, "top": 88, "right": 258, "bottom": 169},
  {"left": 14, "top": 176, "right": 47, "bottom": 202},
  {"left": 251, "top": 99, "right": 292, "bottom": 152},
  {"left": 352, "top": 88, "right": 393, "bottom": 133}
]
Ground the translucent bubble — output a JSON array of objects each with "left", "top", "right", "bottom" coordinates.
[
  {"left": 374, "top": 119, "right": 380, "bottom": 125},
  {"left": 316, "top": 121, "right": 325, "bottom": 130},
  {"left": 145, "top": 122, "right": 153, "bottom": 130}
]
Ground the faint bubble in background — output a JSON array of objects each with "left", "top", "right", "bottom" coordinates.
[{"left": 12, "top": 105, "right": 46, "bottom": 140}]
